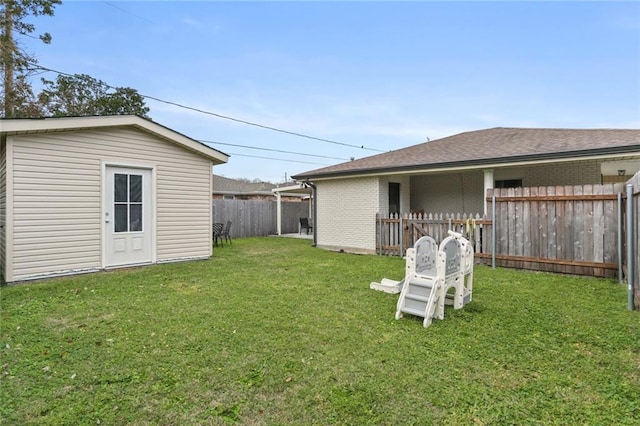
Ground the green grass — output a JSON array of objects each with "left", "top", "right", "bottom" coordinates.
[{"left": 1, "top": 237, "right": 639, "bottom": 425}]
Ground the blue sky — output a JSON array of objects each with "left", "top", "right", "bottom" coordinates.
[{"left": 23, "top": 1, "right": 640, "bottom": 182}]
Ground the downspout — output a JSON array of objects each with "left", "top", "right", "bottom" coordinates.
[{"left": 305, "top": 181, "right": 317, "bottom": 247}]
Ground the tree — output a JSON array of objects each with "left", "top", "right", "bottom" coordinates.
[
  {"left": 38, "top": 73, "right": 150, "bottom": 117},
  {"left": 1, "top": 0, "right": 61, "bottom": 118},
  {"left": 1, "top": 1, "right": 150, "bottom": 119}
]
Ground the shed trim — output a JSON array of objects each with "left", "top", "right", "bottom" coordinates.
[
  {"left": 5, "top": 138, "right": 14, "bottom": 282},
  {"left": 0, "top": 115, "right": 229, "bottom": 164}
]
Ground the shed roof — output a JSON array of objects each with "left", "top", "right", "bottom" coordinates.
[
  {"left": 0, "top": 115, "right": 229, "bottom": 164},
  {"left": 292, "top": 127, "right": 640, "bottom": 180}
]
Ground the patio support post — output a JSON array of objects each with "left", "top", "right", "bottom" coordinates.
[{"left": 275, "top": 191, "right": 282, "bottom": 235}]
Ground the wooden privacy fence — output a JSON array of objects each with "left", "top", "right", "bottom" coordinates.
[
  {"left": 487, "top": 185, "right": 621, "bottom": 278},
  {"left": 213, "top": 199, "right": 310, "bottom": 238},
  {"left": 376, "top": 183, "right": 630, "bottom": 279}
]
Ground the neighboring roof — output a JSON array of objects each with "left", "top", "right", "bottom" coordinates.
[
  {"left": 292, "top": 127, "right": 640, "bottom": 180},
  {"left": 213, "top": 175, "right": 284, "bottom": 196},
  {"left": 0, "top": 115, "right": 229, "bottom": 164}
]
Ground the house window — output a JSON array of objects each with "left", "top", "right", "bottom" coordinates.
[
  {"left": 223, "top": 195, "right": 234, "bottom": 200},
  {"left": 495, "top": 179, "right": 522, "bottom": 189},
  {"left": 389, "top": 182, "right": 400, "bottom": 214}
]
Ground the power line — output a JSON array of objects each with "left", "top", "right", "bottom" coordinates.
[
  {"left": 199, "top": 139, "right": 351, "bottom": 161},
  {"left": 142, "top": 94, "right": 385, "bottom": 152},
  {"left": 225, "top": 152, "right": 329, "bottom": 166},
  {"left": 29, "top": 63, "right": 386, "bottom": 153},
  {"left": 102, "top": 2, "right": 155, "bottom": 25}
]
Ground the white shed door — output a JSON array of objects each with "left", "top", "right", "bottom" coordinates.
[{"left": 105, "top": 167, "right": 153, "bottom": 267}]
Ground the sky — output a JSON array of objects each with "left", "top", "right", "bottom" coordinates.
[{"left": 19, "top": 0, "right": 640, "bottom": 183}]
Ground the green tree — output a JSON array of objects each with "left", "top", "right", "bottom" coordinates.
[
  {"left": 1, "top": 0, "right": 61, "bottom": 118},
  {"left": 38, "top": 73, "right": 150, "bottom": 117}
]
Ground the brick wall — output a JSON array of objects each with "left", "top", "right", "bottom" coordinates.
[
  {"left": 410, "top": 171, "right": 484, "bottom": 214},
  {"left": 521, "top": 160, "right": 602, "bottom": 186},
  {"left": 409, "top": 160, "right": 606, "bottom": 215},
  {"left": 316, "top": 177, "right": 381, "bottom": 253}
]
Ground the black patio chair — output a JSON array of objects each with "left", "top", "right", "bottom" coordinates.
[
  {"left": 212, "top": 222, "right": 224, "bottom": 246},
  {"left": 221, "top": 221, "right": 232, "bottom": 244},
  {"left": 299, "top": 217, "right": 313, "bottom": 235}
]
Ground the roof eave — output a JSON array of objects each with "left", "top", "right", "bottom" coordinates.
[
  {"left": 1, "top": 115, "right": 229, "bottom": 165},
  {"left": 292, "top": 145, "right": 640, "bottom": 180}
]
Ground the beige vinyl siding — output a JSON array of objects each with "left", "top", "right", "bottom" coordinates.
[
  {"left": 9, "top": 127, "right": 212, "bottom": 282},
  {"left": 1, "top": 139, "right": 6, "bottom": 281},
  {"left": 11, "top": 134, "right": 101, "bottom": 281},
  {"left": 156, "top": 168, "right": 212, "bottom": 260}
]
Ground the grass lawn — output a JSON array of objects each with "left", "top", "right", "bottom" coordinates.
[{"left": 1, "top": 237, "right": 639, "bottom": 425}]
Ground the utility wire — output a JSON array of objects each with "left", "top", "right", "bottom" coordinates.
[
  {"left": 142, "top": 94, "right": 385, "bottom": 152},
  {"left": 199, "top": 139, "right": 351, "bottom": 161},
  {"left": 102, "top": 2, "right": 155, "bottom": 25},
  {"left": 30, "top": 63, "right": 386, "bottom": 153},
  {"left": 225, "top": 152, "right": 329, "bottom": 166}
]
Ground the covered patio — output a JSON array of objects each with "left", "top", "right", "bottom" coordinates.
[{"left": 272, "top": 183, "right": 315, "bottom": 243}]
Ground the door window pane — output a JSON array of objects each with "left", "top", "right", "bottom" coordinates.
[
  {"left": 130, "top": 204, "right": 142, "bottom": 232},
  {"left": 114, "top": 204, "right": 128, "bottom": 232},
  {"left": 115, "top": 174, "right": 128, "bottom": 202},
  {"left": 130, "top": 175, "right": 142, "bottom": 202},
  {"left": 113, "top": 172, "right": 145, "bottom": 233}
]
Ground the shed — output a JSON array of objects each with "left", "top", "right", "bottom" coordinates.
[{"left": 0, "top": 115, "right": 229, "bottom": 283}]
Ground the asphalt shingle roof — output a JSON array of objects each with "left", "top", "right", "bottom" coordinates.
[
  {"left": 212, "top": 175, "right": 276, "bottom": 194},
  {"left": 292, "top": 127, "right": 640, "bottom": 180}
]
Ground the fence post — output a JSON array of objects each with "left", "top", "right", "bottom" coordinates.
[
  {"left": 377, "top": 213, "right": 383, "bottom": 256},
  {"left": 399, "top": 213, "right": 404, "bottom": 258},
  {"left": 626, "top": 184, "right": 635, "bottom": 310},
  {"left": 492, "top": 193, "right": 496, "bottom": 269}
]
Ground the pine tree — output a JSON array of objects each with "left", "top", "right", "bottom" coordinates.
[{"left": 1, "top": 0, "right": 61, "bottom": 118}]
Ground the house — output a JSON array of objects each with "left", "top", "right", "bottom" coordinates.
[
  {"left": 292, "top": 127, "right": 640, "bottom": 254},
  {"left": 0, "top": 115, "right": 229, "bottom": 283},
  {"left": 212, "top": 175, "right": 305, "bottom": 201}
]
